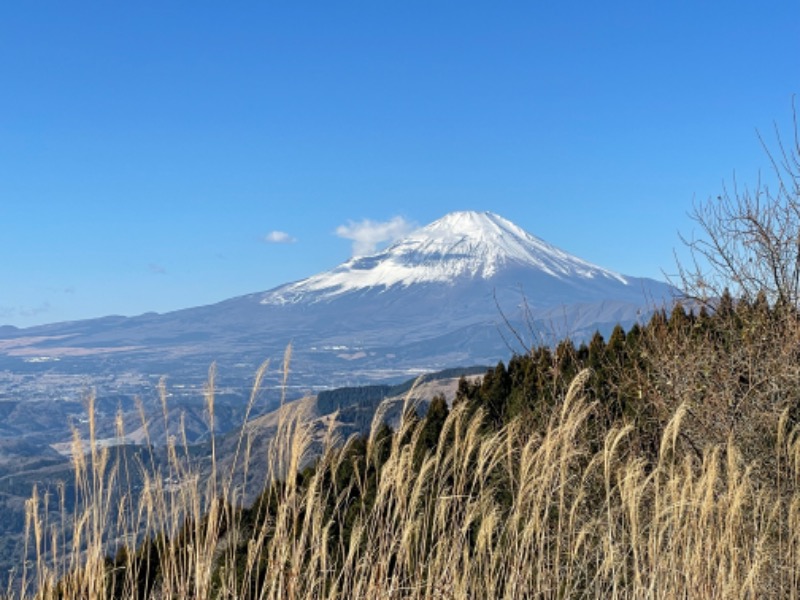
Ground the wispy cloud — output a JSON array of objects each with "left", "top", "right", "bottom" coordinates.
[
  {"left": 336, "top": 216, "right": 416, "bottom": 256},
  {"left": 45, "top": 286, "right": 76, "bottom": 295},
  {"left": 263, "top": 230, "right": 297, "bottom": 244},
  {"left": 0, "top": 302, "right": 52, "bottom": 319},
  {"left": 148, "top": 263, "right": 167, "bottom": 275},
  {"left": 20, "top": 302, "right": 51, "bottom": 317}
]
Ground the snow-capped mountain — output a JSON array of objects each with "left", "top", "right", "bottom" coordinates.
[
  {"left": 0, "top": 211, "right": 677, "bottom": 399},
  {"left": 262, "top": 212, "right": 629, "bottom": 305}
]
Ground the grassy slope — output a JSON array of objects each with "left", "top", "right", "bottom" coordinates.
[{"left": 10, "top": 302, "right": 800, "bottom": 598}]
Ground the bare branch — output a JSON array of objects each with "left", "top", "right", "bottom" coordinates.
[{"left": 677, "top": 101, "right": 800, "bottom": 308}]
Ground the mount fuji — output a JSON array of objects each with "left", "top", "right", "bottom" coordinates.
[
  {"left": 0, "top": 211, "right": 676, "bottom": 402},
  {"left": 262, "top": 211, "right": 631, "bottom": 305}
]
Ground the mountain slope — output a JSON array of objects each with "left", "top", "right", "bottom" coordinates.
[
  {"left": 0, "top": 211, "right": 677, "bottom": 410},
  {"left": 261, "top": 211, "right": 630, "bottom": 305}
]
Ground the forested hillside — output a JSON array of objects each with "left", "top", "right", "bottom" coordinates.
[{"left": 14, "top": 291, "right": 800, "bottom": 599}]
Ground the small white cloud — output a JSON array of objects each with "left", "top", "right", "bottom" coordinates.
[
  {"left": 264, "top": 231, "right": 297, "bottom": 244},
  {"left": 336, "top": 216, "right": 416, "bottom": 256}
]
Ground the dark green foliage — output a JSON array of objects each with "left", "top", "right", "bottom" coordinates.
[
  {"left": 316, "top": 385, "right": 394, "bottom": 431},
  {"left": 668, "top": 302, "right": 691, "bottom": 332},
  {"left": 454, "top": 375, "right": 479, "bottom": 407},
  {"left": 480, "top": 362, "right": 512, "bottom": 427},
  {"left": 414, "top": 394, "right": 449, "bottom": 466},
  {"left": 108, "top": 534, "right": 166, "bottom": 600}
]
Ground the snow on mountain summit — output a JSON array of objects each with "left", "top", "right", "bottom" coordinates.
[
  {"left": 261, "top": 211, "right": 629, "bottom": 305},
  {"left": 395, "top": 211, "right": 626, "bottom": 280}
]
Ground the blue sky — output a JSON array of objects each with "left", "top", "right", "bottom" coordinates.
[{"left": 1, "top": 2, "right": 798, "bottom": 328}]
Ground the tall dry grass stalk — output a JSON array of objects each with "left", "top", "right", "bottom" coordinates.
[{"left": 11, "top": 363, "right": 800, "bottom": 599}]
